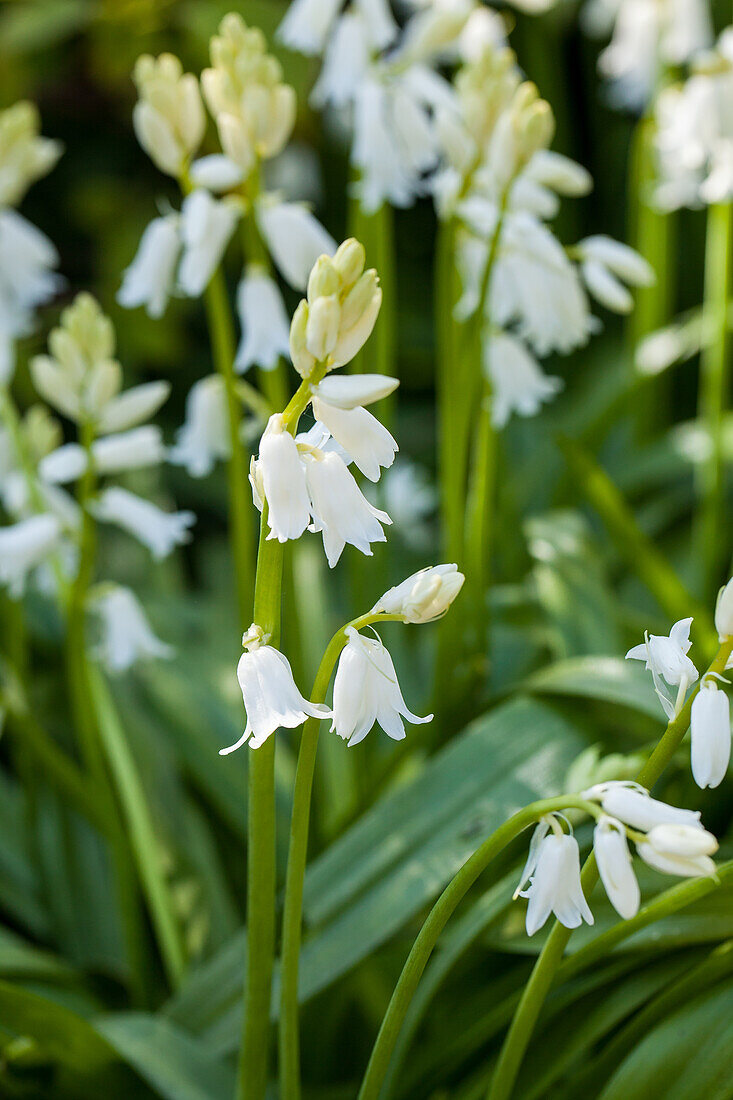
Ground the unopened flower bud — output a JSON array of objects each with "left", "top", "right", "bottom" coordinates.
[
  {"left": 645, "top": 824, "right": 718, "bottom": 859},
  {"left": 332, "top": 238, "right": 365, "bottom": 291},
  {"left": 372, "top": 564, "right": 465, "bottom": 624},
  {"left": 715, "top": 578, "right": 733, "bottom": 640},
  {"left": 307, "top": 255, "right": 341, "bottom": 302},
  {"left": 289, "top": 299, "right": 317, "bottom": 379},
  {"left": 331, "top": 273, "right": 382, "bottom": 369},
  {"left": 305, "top": 295, "right": 341, "bottom": 359},
  {"left": 132, "top": 53, "right": 204, "bottom": 177},
  {"left": 521, "top": 99, "right": 554, "bottom": 161},
  {"left": 0, "top": 100, "right": 62, "bottom": 207}
]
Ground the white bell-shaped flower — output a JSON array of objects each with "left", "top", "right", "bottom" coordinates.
[
  {"left": 222, "top": 625, "right": 332, "bottom": 754},
  {"left": 715, "top": 578, "right": 733, "bottom": 641},
  {"left": 303, "top": 450, "right": 391, "bottom": 567},
  {"left": 259, "top": 414, "right": 312, "bottom": 542},
  {"left": 371, "top": 564, "right": 465, "bottom": 623},
  {"left": 91, "top": 585, "right": 173, "bottom": 673},
  {"left": 584, "top": 782, "right": 703, "bottom": 832},
  {"left": 235, "top": 266, "right": 290, "bottom": 373},
  {"left": 331, "top": 627, "right": 432, "bottom": 746},
  {"left": 576, "top": 236, "right": 654, "bottom": 314},
  {"left": 0, "top": 513, "right": 62, "bottom": 598},
  {"left": 483, "top": 328, "right": 562, "bottom": 428},
  {"left": 118, "top": 214, "right": 181, "bottom": 319},
  {"left": 626, "top": 617, "right": 699, "bottom": 719},
  {"left": 169, "top": 375, "right": 231, "bottom": 478},
  {"left": 256, "top": 199, "right": 336, "bottom": 291},
  {"left": 277, "top": 0, "right": 343, "bottom": 55},
  {"left": 0, "top": 210, "right": 62, "bottom": 378},
  {"left": 690, "top": 678, "right": 731, "bottom": 790},
  {"left": 518, "top": 831, "right": 594, "bottom": 936},
  {"left": 178, "top": 190, "right": 241, "bottom": 297},
  {"left": 593, "top": 815, "right": 640, "bottom": 920},
  {"left": 310, "top": 11, "right": 372, "bottom": 110},
  {"left": 93, "top": 487, "right": 195, "bottom": 561},
  {"left": 310, "top": 399, "right": 397, "bottom": 481}
]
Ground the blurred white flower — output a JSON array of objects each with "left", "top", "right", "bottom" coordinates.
[
  {"left": 594, "top": 815, "right": 640, "bottom": 919},
  {"left": 256, "top": 200, "right": 336, "bottom": 290},
  {"left": 178, "top": 189, "right": 241, "bottom": 297},
  {"left": 0, "top": 210, "right": 61, "bottom": 381},
  {"left": 170, "top": 375, "right": 231, "bottom": 478},
  {"left": 132, "top": 53, "right": 205, "bottom": 177},
  {"left": 331, "top": 626, "right": 432, "bottom": 745},
  {"left": 278, "top": 0, "right": 344, "bottom": 54},
  {"left": 371, "top": 563, "right": 465, "bottom": 623},
  {"left": 575, "top": 235, "right": 654, "bottom": 314},
  {"left": 0, "top": 513, "right": 62, "bottom": 598},
  {"left": 222, "top": 625, "right": 332, "bottom": 753},
  {"left": 0, "top": 101, "right": 62, "bottom": 208},
  {"left": 91, "top": 585, "right": 173, "bottom": 673},
  {"left": 381, "top": 461, "right": 436, "bottom": 549},
  {"left": 189, "top": 154, "right": 244, "bottom": 192},
  {"left": 518, "top": 830, "right": 593, "bottom": 936},
  {"left": 235, "top": 266, "right": 290, "bottom": 373},
  {"left": 483, "top": 328, "right": 562, "bottom": 428},
  {"left": 97, "top": 381, "right": 171, "bottom": 435},
  {"left": 626, "top": 617, "right": 699, "bottom": 719},
  {"left": 94, "top": 426, "right": 167, "bottom": 476},
  {"left": 93, "top": 487, "right": 195, "bottom": 560},
  {"left": 118, "top": 214, "right": 181, "bottom": 318},
  {"left": 690, "top": 677, "right": 731, "bottom": 789}
]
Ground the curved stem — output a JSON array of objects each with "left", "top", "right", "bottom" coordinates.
[
  {"left": 356, "top": 796, "right": 600, "bottom": 1100},
  {"left": 486, "top": 635, "right": 733, "bottom": 1100},
  {"left": 278, "top": 611, "right": 406, "bottom": 1099}
]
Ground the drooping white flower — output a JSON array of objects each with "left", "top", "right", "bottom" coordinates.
[
  {"left": 637, "top": 822, "right": 718, "bottom": 878},
  {"left": 716, "top": 577, "right": 733, "bottom": 641},
  {"left": 690, "top": 677, "right": 731, "bottom": 789},
  {"left": 118, "top": 214, "right": 181, "bottom": 318},
  {"left": 331, "top": 626, "right": 432, "bottom": 746},
  {"left": 594, "top": 815, "right": 640, "bottom": 919},
  {"left": 518, "top": 831, "right": 594, "bottom": 936},
  {"left": 0, "top": 513, "right": 62, "bottom": 598},
  {"left": 235, "top": 266, "right": 290, "bottom": 373},
  {"left": 626, "top": 617, "right": 699, "bottom": 719},
  {"left": 371, "top": 564, "right": 465, "bottom": 623},
  {"left": 0, "top": 209, "right": 62, "bottom": 378},
  {"left": 178, "top": 189, "right": 241, "bottom": 297},
  {"left": 91, "top": 584, "right": 173, "bottom": 673},
  {"left": 303, "top": 450, "right": 391, "bottom": 566},
  {"left": 311, "top": 374, "right": 399, "bottom": 409},
  {"left": 221, "top": 624, "right": 332, "bottom": 754},
  {"left": 259, "top": 414, "right": 312, "bottom": 542},
  {"left": 584, "top": 782, "right": 704, "bottom": 832},
  {"left": 256, "top": 200, "right": 336, "bottom": 291},
  {"left": 311, "top": 10, "right": 372, "bottom": 109},
  {"left": 278, "top": 0, "right": 344, "bottom": 54},
  {"left": 483, "top": 328, "right": 563, "bottom": 428},
  {"left": 94, "top": 426, "right": 167, "bottom": 476},
  {"left": 381, "top": 461, "right": 436, "bottom": 550},
  {"left": 575, "top": 235, "right": 654, "bottom": 314},
  {"left": 169, "top": 375, "right": 231, "bottom": 478},
  {"left": 310, "top": 400, "right": 397, "bottom": 481},
  {"left": 93, "top": 487, "right": 195, "bottom": 560}
]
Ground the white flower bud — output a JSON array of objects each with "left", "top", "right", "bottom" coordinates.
[
  {"left": 332, "top": 238, "right": 365, "bottom": 291},
  {"left": 307, "top": 255, "right": 341, "bottom": 301},
  {"left": 132, "top": 53, "right": 204, "bottom": 176},
  {"left": 289, "top": 300, "right": 317, "bottom": 379},
  {"left": 691, "top": 678, "right": 731, "bottom": 789},
  {"left": 645, "top": 824, "right": 718, "bottom": 859},
  {"left": 715, "top": 578, "right": 733, "bottom": 640},
  {"left": 371, "top": 564, "right": 465, "bottom": 624},
  {"left": 331, "top": 272, "right": 382, "bottom": 369},
  {"left": 0, "top": 100, "right": 62, "bottom": 207},
  {"left": 305, "top": 295, "right": 341, "bottom": 359}
]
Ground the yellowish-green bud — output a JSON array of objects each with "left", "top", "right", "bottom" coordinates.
[
  {"left": 332, "top": 238, "right": 365, "bottom": 291},
  {"left": 307, "top": 256, "right": 341, "bottom": 302},
  {"left": 289, "top": 299, "right": 316, "bottom": 379},
  {"left": 332, "top": 275, "right": 382, "bottom": 369},
  {"left": 305, "top": 296, "right": 341, "bottom": 360},
  {"left": 132, "top": 52, "right": 204, "bottom": 176},
  {"left": 339, "top": 269, "right": 380, "bottom": 332},
  {"left": 0, "top": 100, "right": 62, "bottom": 207}
]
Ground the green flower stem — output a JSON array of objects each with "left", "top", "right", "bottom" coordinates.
[
  {"left": 202, "top": 267, "right": 255, "bottom": 625},
  {"left": 557, "top": 435, "right": 715, "bottom": 651},
  {"left": 279, "top": 610, "right": 406, "bottom": 1100},
  {"left": 436, "top": 218, "right": 465, "bottom": 566},
  {"left": 356, "top": 796, "right": 601, "bottom": 1100},
  {"left": 486, "top": 635, "right": 733, "bottom": 1100},
  {"left": 237, "top": 375, "right": 322, "bottom": 1100},
  {"left": 696, "top": 201, "right": 732, "bottom": 602},
  {"left": 89, "top": 666, "right": 186, "bottom": 988}
]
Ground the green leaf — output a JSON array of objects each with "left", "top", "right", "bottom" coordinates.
[
  {"left": 599, "top": 981, "right": 733, "bottom": 1100},
  {"left": 523, "top": 656, "right": 662, "bottom": 719}
]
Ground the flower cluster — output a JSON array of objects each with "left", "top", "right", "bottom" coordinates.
[
  {"left": 655, "top": 27, "right": 733, "bottom": 210},
  {"left": 436, "top": 42, "right": 652, "bottom": 425},
  {"left": 0, "top": 102, "right": 62, "bottom": 381},
  {"left": 0, "top": 293, "right": 193, "bottom": 671},
  {"left": 515, "top": 781, "right": 718, "bottom": 935}
]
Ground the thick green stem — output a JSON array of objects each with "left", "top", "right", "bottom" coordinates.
[
  {"left": 356, "top": 796, "right": 601, "bottom": 1100},
  {"left": 696, "top": 201, "right": 732, "bottom": 602},
  {"left": 278, "top": 611, "right": 406, "bottom": 1099},
  {"left": 486, "top": 635, "right": 733, "bottom": 1100}
]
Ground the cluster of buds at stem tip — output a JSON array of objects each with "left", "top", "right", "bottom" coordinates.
[
  {"left": 289, "top": 238, "right": 382, "bottom": 378},
  {"left": 201, "top": 14, "right": 296, "bottom": 175},
  {"left": 132, "top": 54, "right": 205, "bottom": 177},
  {"left": 514, "top": 781, "right": 718, "bottom": 936},
  {"left": 0, "top": 100, "right": 62, "bottom": 207}
]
